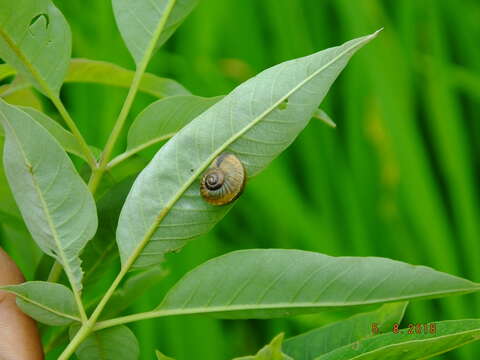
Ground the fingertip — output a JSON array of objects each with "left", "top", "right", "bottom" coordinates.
[{"left": 0, "top": 248, "right": 44, "bottom": 360}]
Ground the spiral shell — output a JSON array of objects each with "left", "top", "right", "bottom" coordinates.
[{"left": 200, "top": 153, "right": 246, "bottom": 206}]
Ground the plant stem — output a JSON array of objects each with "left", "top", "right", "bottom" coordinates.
[
  {"left": 57, "top": 266, "right": 129, "bottom": 360},
  {"left": 1, "top": 21, "right": 94, "bottom": 339},
  {"left": 72, "top": 287, "right": 88, "bottom": 323},
  {"left": 58, "top": 2, "right": 178, "bottom": 357},
  {"left": 47, "top": 261, "right": 63, "bottom": 283},
  {"left": 58, "top": 212, "right": 161, "bottom": 358},
  {"left": 0, "top": 28, "right": 97, "bottom": 168},
  {"left": 106, "top": 133, "right": 175, "bottom": 169},
  {"left": 88, "top": 0, "right": 177, "bottom": 194},
  {"left": 50, "top": 95, "right": 97, "bottom": 168},
  {"left": 95, "top": 310, "right": 164, "bottom": 331},
  {"left": 58, "top": 319, "right": 93, "bottom": 360},
  {"left": 87, "top": 68, "right": 143, "bottom": 193}
]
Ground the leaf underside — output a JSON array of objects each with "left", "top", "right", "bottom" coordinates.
[
  {"left": 112, "top": 0, "right": 199, "bottom": 65},
  {"left": 316, "top": 319, "right": 480, "bottom": 360},
  {"left": 116, "top": 30, "right": 381, "bottom": 270},
  {"left": 126, "top": 95, "right": 222, "bottom": 153},
  {"left": 0, "top": 100, "right": 97, "bottom": 291},
  {"left": 283, "top": 302, "right": 408, "bottom": 360},
  {"left": 0, "top": 281, "right": 80, "bottom": 326},
  {"left": 70, "top": 325, "right": 140, "bottom": 360},
  {"left": 0, "top": 0, "right": 71, "bottom": 95},
  {"left": 0, "top": 58, "right": 190, "bottom": 99},
  {"left": 234, "top": 333, "right": 292, "bottom": 360},
  {"left": 157, "top": 249, "right": 478, "bottom": 319}
]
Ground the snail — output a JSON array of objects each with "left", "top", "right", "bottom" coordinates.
[{"left": 200, "top": 153, "right": 246, "bottom": 206}]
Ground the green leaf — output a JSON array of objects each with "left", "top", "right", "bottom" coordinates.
[
  {"left": 156, "top": 350, "right": 175, "bottom": 360},
  {"left": 283, "top": 302, "right": 408, "bottom": 360},
  {"left": 66, "top": 59, "right": 190, "bottom": 98},
  {"left": 157, "top": 249, "right": 479, "bottom": 319},
  {"left": 315, "top": 319, "right": 480, "bottom": 360},
  {"left": 0, "top": 132, "right": 21, "bottom": 219},
  {"left": 234, "top": 334, "right": 292, "bottom": 360},
  {"left": 1, "top": 58, "right": 190, "bottom": 99},
  {"left": 0, "top": 281, "right": 80, "bottom": 326},
  {"left": 116, "top": 31, "right": 381, "bottom": 269},
  {"left": 0, "top": 0, "right": 71, "bottom": 95},
  {"left": 0, "top": 221, "right": 42, "bottom": 280},
  {"left": 82, "top": 177, "right": 135, "bottom": 290},
  {"left": 0, "top": 99, "right": 98, "bottom": 291},
  {"left": 19, "top": 106, "right": 87, "bottom": 161},
  {"left": 112, "top": 0, "right": 199, "bottom": 65},
  {"left": 70, "top": 325, "right": 140, "bottom": 360},
  {"left": 102, "top": 266, "right": 169, "bottom": 318},
  {"left": 0, "top": 63, "right": 15, "bottom": 81},
  {"left": 312, "top": 108, "right": 336, "bottom": 128},
  {"left": 127, "top": 95, "right": 221, "bottom": 151},
  {"left": 3, "top": 87, "right": 43, "bottom": 111},
  {"left": 112, "top": 95, "right": 329, "bottom": 169},
  {"left": 111, "top": 95, "right": 221, "bottom": 168}
]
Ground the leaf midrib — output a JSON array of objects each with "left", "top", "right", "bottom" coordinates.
[
  {"left": 317, "top": 324, "right": 480, "bottom": 360},
  {"left": 122, "top": 31, "right": 379, "bottom": 267},
  {"left": 157, "top": 286, "right": 478, "bottom": 314},
  {"left": 0, "top": 288, "right": 80, "bottom": 322},
  {"left": 0, "top": 63, "right": 16, "bottom": 80},
  {"left": 107, "top": 132, "right": 176, "bottom": 169},
  {"left": 0, "top": 111, "right": 81, "bottom": 292},
  {"left": 0, "top": 58, "right": 188, "bottom": 98},
  {"left": 0, "top": 27, "right": 56, "bottom": 97},
  {"left": 94, "top": 286, "right": 478, "bottom": 331}
]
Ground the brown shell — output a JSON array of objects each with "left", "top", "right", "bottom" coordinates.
[{"left": 200, "top": 153, "right": 246, "bottom": 206}]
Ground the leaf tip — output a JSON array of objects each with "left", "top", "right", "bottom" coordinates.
[{"left": 372, "top": 28, "right": 384, "bottom": 37}]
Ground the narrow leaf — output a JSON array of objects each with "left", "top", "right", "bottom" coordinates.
[
  {"left": 70, "top": 325, "right": 140, "bottom": 360},
  {"left": 0, "top": 99, "right": 98, "bottom": 291},
  {"left": 66, "top": 59, "right": 190, "bottom": 98},
  {"left": 116, "top": 31, "right": 381, "bottom": 269},
  {"left": 283, "top": 302, "right": 408, "bottom": 360},
  {"left": 113, "top": 95, "right": 221, "bottom": 167},
  {"left": 123, "top": 91, "right": 332, "bottom": 168},
  {"left": 157, "top": 250, "right": 479, "bottom": 318},
  {"left": 0, "top": 131, "right": 21, "bottom": 218},
  {"left": 19, "top": 106, "right": 87, "bottom": 161},
  {"left": 113, "top": 0, "right": 199, "bottom": 65},
  {"left": 0, "top": 281, "right": 80, "bottom": 326},
  {"left": 3, "top": 88, "right": 43, "bottom": 111},
  {"left": 0, "top": 63, "right": 15, "bottom": 81},
  {"left": 234, "top": 334, "right": 292, "bottom": 360},
  {"left": 315, "top": 319, "right": 480, "bottom": 360},
  {"left": 0, "top": 58, "right": 190, "bottom": 99},
  {"left": 156, "top": 350, "right": 175, "bottom": 360},
  {"left": 0, "top": 0, "right": 71, "bottom": 95},
  {"left": 313, "top": 108, "right": 336, "bottom": 128}
]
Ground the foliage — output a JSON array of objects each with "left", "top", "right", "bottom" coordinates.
[{"left": 0, "top": 0, "right": 479, "bottom": 359}]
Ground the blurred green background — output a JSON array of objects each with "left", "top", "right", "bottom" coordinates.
[{"left": 1, "top": 0, "right": 480, "bottom": 359}]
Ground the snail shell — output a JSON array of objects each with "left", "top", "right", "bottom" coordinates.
[{"left": 200, "top": 153, "right": 246, "bottom": 206}]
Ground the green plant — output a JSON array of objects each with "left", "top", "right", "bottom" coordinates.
[{"left": 0, "top": 0, "right": 479, "bottom": 359}]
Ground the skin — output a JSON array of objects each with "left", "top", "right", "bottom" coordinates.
[{"left": 0, "top": 248, "right": 43, "bottom": 360}]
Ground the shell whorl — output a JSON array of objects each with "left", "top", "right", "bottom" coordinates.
[{"left": 200, "top": 153, "right": 246, "bottom": 206}]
